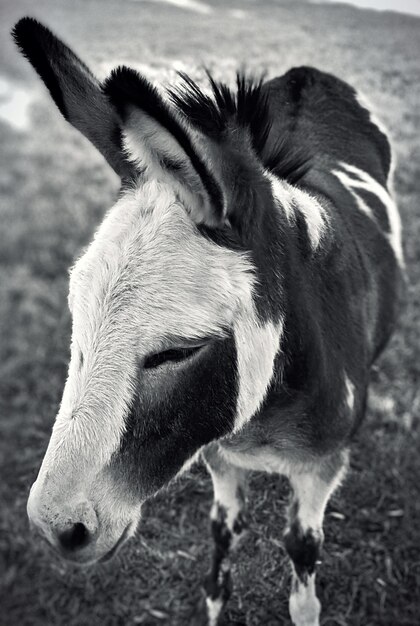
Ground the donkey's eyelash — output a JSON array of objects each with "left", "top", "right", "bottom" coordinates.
[{"left": 144, "top": 345, "right": 204, "bottom": 369}]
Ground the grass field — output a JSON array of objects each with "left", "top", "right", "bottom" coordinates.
[{"left": 1, "top": 0, "right": 420, "bottom": 624}]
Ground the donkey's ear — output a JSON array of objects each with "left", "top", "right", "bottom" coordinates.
[
  {"left": 103, "top": 66, "right": 225, "bottom": 227},
  {"left": 12, "top": 17, "right": 130, "bottom": 178}
]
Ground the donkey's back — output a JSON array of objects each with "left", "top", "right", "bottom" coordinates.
[{"left": 272, "top": 66, "right": 402, "bottom": 371}]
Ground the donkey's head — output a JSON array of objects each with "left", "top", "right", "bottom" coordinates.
[{"left": 14, "top": 18, "right": 306, "bottom": 564}]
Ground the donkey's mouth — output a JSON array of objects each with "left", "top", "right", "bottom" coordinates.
[
  {"left": 98, "top": 524, "right": 132, "bottom": 563},
  {"left": 43, "top": 523, "right": 133, "bottom": 566},
  {"left": 55, "top": 524, "right": 132, "bottom": 565}
]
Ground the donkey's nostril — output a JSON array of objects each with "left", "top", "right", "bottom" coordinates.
[{"left": 58, "top": 522, "right": 91, "bottom": 552}]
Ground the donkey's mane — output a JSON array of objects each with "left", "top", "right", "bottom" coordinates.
[{"left": 168, "top": 72, "right": 311, "bottom": 184}]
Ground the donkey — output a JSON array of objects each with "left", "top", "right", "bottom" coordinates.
[{"left": 14, "top": 17, "right": 403, "bottom": 626}]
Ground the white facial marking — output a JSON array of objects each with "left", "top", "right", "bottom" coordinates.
[
  {"left": 266, "top": 171, "right": 329, "bottom": 249},
  {"left": 344, "top": 373, "right": 355, "bottom": 413},
  {"left": 289, "top": 571, "right": 321, "bottom": 626},
  {"left": 333, "top": 162, "right": 404, "bottom": 267},
  {"left": 32, "top": 178, "right": 256, "bottom": 536}
]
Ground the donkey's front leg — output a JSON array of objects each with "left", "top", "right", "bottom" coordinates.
[
  {"left": 284, "top": 451, "right": 348, "bottom": 626},
  {"left": 202, "top": 444, "right": 248, "bottom": 626}
]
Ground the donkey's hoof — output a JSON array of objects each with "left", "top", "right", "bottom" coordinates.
[
  {"left": 289, "top": 591, "right": 321, "bottom": 626},
  {"left": 189, "top": 592, "right": 214, "bottom": 626},
  {"left": 205, "top": 596, "right": 226, "bottom": 626},
  {"left": 189, "top": 588, "right": 228, "bottom": 626}
]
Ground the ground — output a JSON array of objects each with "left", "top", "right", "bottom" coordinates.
[{"left": 0, "top": 0, "right": 419, "bottom": 624}]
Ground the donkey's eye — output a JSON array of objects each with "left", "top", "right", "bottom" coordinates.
[{"left": 144, "top": 345, "right": 204, "bottom": 369}]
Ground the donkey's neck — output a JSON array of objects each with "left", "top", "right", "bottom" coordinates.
[{"left": 260, "top": 176, "right": 337, "bottom": 401}]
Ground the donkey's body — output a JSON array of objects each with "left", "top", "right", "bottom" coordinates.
[
  {"left": 225, "top": 67, "right": 402, "bottom": 458},
  {"left": 14, "top": 18, "right": 403, "bottom": 626},
  {"left": 199, "top": 68, "right": 403, "bottom": 624}
]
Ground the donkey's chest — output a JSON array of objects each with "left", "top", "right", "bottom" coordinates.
[
  {"left": 216, "top": 377, "right": 357, "bottom": 475},
  {"left": 217, "top": 413, "right": 316, "bottom": 476},
  {"left": 217, "top": 443, "right": 298, "bottom": 476}
]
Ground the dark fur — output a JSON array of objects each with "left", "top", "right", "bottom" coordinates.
[
  {"left": 284, "top": 522, "right": 322, "bottom": 582},
  {"left": 12, "top": 17, "right": 70, "bottom": 119},
  {"left": 168, "top": 72, "right": 311, "bottom": 184},
  {"left": 111, "top": 336, "right": 239, "bottom": 499},
  {"left": 221, "top": 67, "right": 403, "bottom": 462},
  {"left": 264, "top": 67, "right": 391, "bottom": 184},
  {"left": 12, "top": 17, "right": 131, "bottom": 178}
]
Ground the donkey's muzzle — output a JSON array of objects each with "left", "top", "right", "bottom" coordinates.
[
  {"left": 27, "top": 477, "right": 137, "bottom": 564},
  {"left": 27, "top": 480, "right": 102, "bottom": 563},
  {"left": 57, "top": 521, "right": 92, "bottom": 553}
]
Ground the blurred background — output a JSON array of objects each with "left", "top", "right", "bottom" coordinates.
[{"left": 0, "top": 1, "right": 419, "bottom": 624}]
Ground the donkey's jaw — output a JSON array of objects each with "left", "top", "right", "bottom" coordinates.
[{"left": 98, "top": 522, "right": 135, "bottom": 564}]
